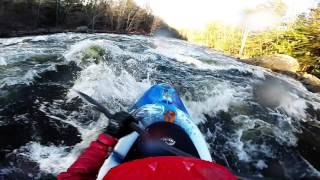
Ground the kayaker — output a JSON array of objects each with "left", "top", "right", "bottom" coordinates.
[{"left": 58, "top": 112, "right": 237, "bottom": 180}]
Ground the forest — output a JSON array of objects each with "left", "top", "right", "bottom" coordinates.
[
  {"left": 0, "top": 0, "right": 169, "bottom": 37},
  {"left": 181, "top": 2, "right": 320, "bottom": 77}
]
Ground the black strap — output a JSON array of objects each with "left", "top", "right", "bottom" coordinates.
[{"left": 129, "top": 122, "right": 195, "bottom": 158}]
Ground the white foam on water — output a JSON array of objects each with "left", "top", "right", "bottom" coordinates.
[
  {"left": 64, "top": 35, "right": 152, "bottom": 105},
  {"left": 31, "top": 35, "right": 48, "bottom": 42},
  {"left": 20, "top": 143, "right": 72, "bottom": 174},
  {"left": 272, "top": 126, "right": 298, "bottom": 146},
  {"left": 154, "top": 37, "right": 223, "bottom": 62},
  {"left": 185, "top": 83, "right": 248, "bottom": 124},
  {"left": 125, "top": 58, "right": 137, "bottom": 66},
  {"left": 0, "top": 65, "right": 56, "bottom": 88},
  {"left": 64, "top": 39, "right": 123, "bottom": 67},
  {"left": 229, "top": 129, "right": 251, "bottom": 161},
  {"left": 277, "top": 93, "right": 307, "bottom": 120},
  {"left": 227, "top": 115, "right": 279, "bottom": 162},
  {"left": 151, "top": 38, "right": 269, "bottom": 81},
  {"left": 20, "top": 112, "right": 111, "bottom": 175},
  {"left": 255, "top": 78, "right": 308, "bottom": 127},
  {"left": 2, "top": 70, "right": 38, "bottom": 87},
  {"left": 251, "top": 143, "right": 274, "bottom": 157},
  {"left": 23, "top": 70, "right": 41, "bottom": 84},
  {"left": 28, "top": 94, "right": 112, "bottom": 174},
  {"left": 228, "top": 115, "right": 256, "bottom": 162},
  {"left": 20, "top": 140, "right": 93, "bottom": 175},
  {"left": 186, "top": 90, "right": 235, "bottom": 124},
  {"left": 256, "top": 160, "right": 268, "bottom": 170},
  {"left": 20, "top": 38, "right": 152, "bottom": 174},
  {"left": 150, "top": 45, "right": 223, "bottom": 70},
  {"left": 67, "top": 63, "right": 151, "bottom": 110},
  {"left": 251, "top": 68, "right": 266, "bottom": 79},
  {"left": 0, "top": 37, "right": 30, "bottom": 46},
  {"left": 0, "top": 57, "right": 7, "bottom": 66}
]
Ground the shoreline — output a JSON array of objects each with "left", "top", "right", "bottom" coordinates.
[
  {"left": 0, "top": 28, "right": 151, "bottom": 38},
  {"left": 237, "top": 58, "right": 320, "bottom": 93}
]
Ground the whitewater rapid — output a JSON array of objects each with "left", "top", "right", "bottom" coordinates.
[{"left": 0, "top": 33, "right": 319, "bottom": 179}]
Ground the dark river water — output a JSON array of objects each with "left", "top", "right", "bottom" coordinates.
[{"left": 0, "top": 33, "right": 319, "bottom": 179}]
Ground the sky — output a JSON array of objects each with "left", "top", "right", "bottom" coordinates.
[{"left": 134, "top": 0, "right": 319, "bottom": 29}]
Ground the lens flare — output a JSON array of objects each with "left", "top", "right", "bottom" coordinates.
[{"left": 134, "top": 0, "right": 318, "bottom": 29}]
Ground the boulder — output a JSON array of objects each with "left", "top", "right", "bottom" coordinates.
[
  {"left": 299, "top": 73, "right": 320, "bottom": 92},
  {"left": 246, "top": 54, "right": 300, "bottom": 73},
  {"left": 239, "top": 54, "right": 320, "bottom": 92},
  {"left": 271, "top": 71, "right": 320, "bottom": 93}
]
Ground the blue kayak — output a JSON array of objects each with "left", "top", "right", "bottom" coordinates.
[{"left": 97, "top": 84, "right": 212, "bottom": 179}]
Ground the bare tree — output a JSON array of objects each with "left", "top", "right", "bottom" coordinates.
[
  {"left": 36, "top": 0, "right": 42, "bottom": 26},
  {"left": 101, "top": 0, "right": 114, "bottom": 30},
  {"left": 126, "top": 7, "right": 140, "bottom": 32},
  {"left": 83, "top": 0, "right": 104, "bottom": 31},
  {"left": 56, "top": 0, "right": 60, "bottom": 26},
  {"left": 115, "top": 0, "right": 126, "bottom": 31}
]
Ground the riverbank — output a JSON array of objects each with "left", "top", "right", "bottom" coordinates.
[
  {"left": 0, "top": 28, "right": 151, "bottom": 38},
  {"left": 0, "top": 0, "right": 159, "bottom": 39},
  {"left": 275, "top": 70, "right": 320, "bottom": 93},
  {"left": 0, "top": 26, "right": 185, "bottom": 39},
  {"left": 238, "top": 56, "right": 320, "bottom": 93}
]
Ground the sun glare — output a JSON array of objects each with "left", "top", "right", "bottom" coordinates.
[
  {"left": 135, "top": 0, "right": 318, "bottom": 29},
  {"left": 247, "top": 12, "right": 279, "bottom": 31}
]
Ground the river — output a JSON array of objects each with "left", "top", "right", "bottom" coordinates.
[{"left": 0, "top": 33, "right": 319, "bottom": 179}]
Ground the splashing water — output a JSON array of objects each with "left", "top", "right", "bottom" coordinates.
[{"left": 0, "top": 33, "right": 320, "bottom": 179}]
